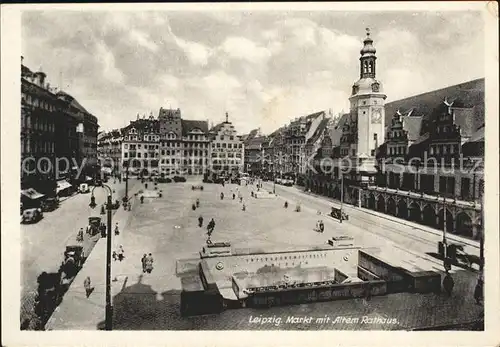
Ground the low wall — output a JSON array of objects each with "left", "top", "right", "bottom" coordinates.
[
  {"left": 358, "top": 251, "right": 406, "bottom": 282},
  {"left": 358, "top": 250, "right": 441, "bottom": 294},
  {"left": 334, "top": 268, "right": 348, "bottom": 283},
  {"left": 248, "top": 280, "right": 387, "bottom": 307},
  {"left": 357, "top": 266, "right": 380, "bottom": 281}
]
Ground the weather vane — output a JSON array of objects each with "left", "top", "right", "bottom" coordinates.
[{"left": 366, "top": 27, "right": 371, "bottom": 36}]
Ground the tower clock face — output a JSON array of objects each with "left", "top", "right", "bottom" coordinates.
[{"left": 371, "top": 109, "right": 382, "bottom": 124}]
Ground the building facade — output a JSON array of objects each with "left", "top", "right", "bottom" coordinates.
[
  {"left": 158, "top": 107, "right": 210, "bottom": 176},
  {"left": 303, "top": 31, "right": 484, "bottom": 240},
  {"left": 208, "top": 113, "right": 244, "bottom": 176},
  {"left": 121, "top": 114, "right": 160, "bottom": 176},
  {"left": 97, "top": 129, "right": 123, "bottom": 173},
  {"left": 21, "top": 58, "right": 99, "bottom": 196}
]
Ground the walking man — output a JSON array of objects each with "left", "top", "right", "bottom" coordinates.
[
  {"left": 220, "top": 192, "right": 224, "bottom": 200},
  {"left": 141, "top": 254, "right": 147, "bottom": 273},
  {"left": 114, "top": 223, "right": 120, "bottom": 236},
  {"left": 84, "top": 276, "right": 92, "bottom": 298},
  {"left": 198, "top": 215, "right": 204, "bottom": 228}
]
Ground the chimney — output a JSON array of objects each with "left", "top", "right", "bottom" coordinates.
[{"left": 34, "top": 72, "right": 47, "bottom": 88}]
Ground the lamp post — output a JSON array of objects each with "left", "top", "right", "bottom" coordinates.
[
  {"left": 340, "top": 170, "right": 344, "bottom": 224},
  {"left": 89, "top": 184, "right": 113, "bottom": 331},
  {"left": 123, "top": 161, "right": 129, "bottom": 204}
]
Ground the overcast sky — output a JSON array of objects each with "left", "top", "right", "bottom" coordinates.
[{"left": 21, "top": 10, "right": 484, "bottom": 134}]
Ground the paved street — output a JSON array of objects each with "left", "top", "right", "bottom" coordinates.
[
  {"left": 263, "top": 182, "right": 481, "bottom": 259},
  {"left": 47, "top": 178, "right": 482, "bottom": 330},
  {"left": 20, "top": 179, "right": 140, "bottom": 324}
]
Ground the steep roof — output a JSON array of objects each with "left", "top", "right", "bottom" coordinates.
[
  {"left": 305, "top": 110, "right": 326, "bottom": 121},
  {"left": 307, "top": 118, "right": 330, "bottom": 145},
  {"left": 182, "top": 119, "right": 208, "bottom": 136},
  {"left": 22, "top": 79, "right": 57, "bottom": 101},
  {"left": 402, "top": 116, "right": 423, "bottom": 141},
  {"left": 246, "top": 136, "right": 267, "bottom": 150},
  {"left": 454, "top": 108, "right": 480, "bottom": 137},
  {"left": 209, "top": 122, "right": 225, "bottom": 134},
  {"left": 464, "top": 126, "right": 485, "bottom": 143},
  {"left": 385, "top": 78, "right": 484, "bottom": 130}
]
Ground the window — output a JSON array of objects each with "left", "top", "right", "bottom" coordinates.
[
  {"left": 230, "top": 136, "right": 234, "bottom": 140},
  {"left": 228, "top": 143, "right": 232, "bottom": 149},
  {"left": 217, "top": 143, "right": 221, "bottom": 148},
  {"left": 138, "top": 153, "right": 141, "bottom": 158},
  {"left": 220, "top": 136, "right": 225, "bottom": 141},
  {"left": 222, "top": 143, "right": 227, "bottom": 148}
]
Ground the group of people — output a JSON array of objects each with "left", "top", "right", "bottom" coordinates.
[
  {"left": 141, "top": 253, "right": 154, "bottom": 273},
  {"left": 112, "top": 245, "right": 125, "bottom": 262}
]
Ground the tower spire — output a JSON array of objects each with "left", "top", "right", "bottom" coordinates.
[
  {"left": 360, "top": 28, "right": 377, "bottom": 79},
  {"left": 225, "top": 112, "right": 229, "bottom": 123}
]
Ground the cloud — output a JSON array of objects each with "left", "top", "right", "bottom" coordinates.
[
  {"left": 165, "top": 19, "right": 212, "bottom": 66},
  {"left": 95, "top": 42, "right": 125, "bottom": 84},
  {"left": 20, "top": 11, "right": 484, "bottom": 134},
  {"left": 220, "top": 36, "right": 271, "bottom": 63},
  {"left": 128, "top": 29, "right": 159, "bottom": 52}
]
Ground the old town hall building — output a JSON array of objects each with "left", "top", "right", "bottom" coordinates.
[{"left": 305, "top": 30, "right": 484, "bottom": 240}]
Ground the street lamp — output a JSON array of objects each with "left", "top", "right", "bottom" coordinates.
[
  {"left": 123, "top": 161, "right": 129, "bottom": 204},
  {"left": 339, "top": 166, "right": 344, "bottom": 224},
  {"left": 89, "top": 184, "right": 113, "bottom": 331}
]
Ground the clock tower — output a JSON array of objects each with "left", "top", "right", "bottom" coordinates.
[{"left": 348, "top": 28, "right": 386, "bottom": 172}]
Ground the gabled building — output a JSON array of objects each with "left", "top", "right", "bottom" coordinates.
[
  {"left": 243, "top": 129, "right": 267, "bottom": 175},
  {"left": 97, "top": 128, "right": 123, "bottom": 173},
  {"left": 207, "top": 112, "right": 244, "bottom": 177},
  {"left": 121, "top": 114, "right": 160, "bottom": 176}
]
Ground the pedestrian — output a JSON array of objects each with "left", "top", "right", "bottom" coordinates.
[
  {"left": 220, "top": 192, "right": 224, "bottom": 200},
  {"left": 443, "top": 272, "right": 454, "bottom": 296},
  {"left": 112, "top": 251, "right": 117, "bottom": 261},
  {"left": 242, "top": 203, "right": 246, "bottom": 211},
  {"left": 196, "top": 198, "right": 200, "bottom": 208},
  {"left": 474, "top": 278, "right": 483, "bottom": 304},
  {"left": 114, "top": 223, "right": 120, "bottom": 235},
  {"left": 117, "top": 245, "right": 125, "bottom": 261},
  {"left": 128, "top": 201, "right": 131, "bottom": 211},
  {"left": 198, "top": 215, "right": 204, "bottom": 228},
  {"left": 141, "top": 254, "right": 147, "bottom": 273},
  {"left": 76, "top": 228, "right": 84, "bottom": 242},
  {"left": 84, "top": 276, "right": 92, "bottom": 298},
  {"left": 232, "top": 193, "right": 235, "bottom": 200},
  {"left": 145, "top": 253, "right": 154, "bottom": 273}
]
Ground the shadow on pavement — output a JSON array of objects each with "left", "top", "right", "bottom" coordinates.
[{"left": 97, "top": 274, "right": 184, "bottom": 330}]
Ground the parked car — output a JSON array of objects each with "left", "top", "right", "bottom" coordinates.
[
  {"left": 330, "top": 207, "right": 349, "bottom": 221},
  {"left": 79, "top": 183, "right": 90, "bottom": 194},
  {"left": 22, "top": 208, "right": 43, "bottom": 224},
  {"left": 173, "top": 176, "right": 187, "bottom": 183},
  {"left": 192, "top": 185, "right": 204, "bottom": 190},
  {"left": 157, "top": 177, "right": 172, "bottom": 183},
  {"left": 41, "top": 197, "right": 59, "bottom": 212}
]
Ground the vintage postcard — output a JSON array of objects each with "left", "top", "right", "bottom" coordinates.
[{"left": 1, "top": 2, "right": 499, "bottom": 347}]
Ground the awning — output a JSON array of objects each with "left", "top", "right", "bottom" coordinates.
[
  {"left": 21, "top": 188, "right": 45, "bottom": 200},
  {"left": 56, "top": 180, "right": 72, "bottom": 193}
]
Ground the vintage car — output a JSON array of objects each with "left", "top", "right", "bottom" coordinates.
[
  {"left": 330, "top": 207, "right": 349, "bottom": 221},
  {"left": 41, "top": 197, "right": 59, "bottom": 212},
  {"left": 157, "top": 177, "right": 172, "bottom": 183},
  {"left": 22, "top": 208, "right": 43, "bottom": 224},
  {"left": 60, "top": 245, "right": 85, "bottom": 280},
  {"left": 191, "top": 185, "right": 204, "bottom": 190},
  {"left": 79, "top": 183, "right": 90, "bottom": 194},
  {"left": 173, "top": 176, "right": 187, "bottom": 183},
  {"left": 282, "top": 179, "right": 294, "bottom": 187}
]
